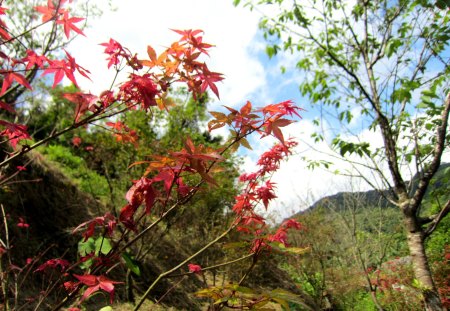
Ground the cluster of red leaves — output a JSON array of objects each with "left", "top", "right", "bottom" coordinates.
[
  {"left": 34, "top": 0, "right": 85, "bottom": 39},
  {"left": 140, "top": 29, "right": 223, "bottom": 99},
  {"left": 106, "top": 121, "right": 138, "bottom": 146},
  {"left": 72, "top": 213, "right": 117, "bottom": 242},
  {"left": 119, "top": 137, "right": 224, "bottom": 230},
  {"left": 68, "top": 274, "right": 122, "bottom": 304},
  {"left": 234, "top": 141, "right": 302, "bottom": 253},
  {"left": 0, "top": 120, "right": 30, "bottom": 149},
  {"left": 0, "top": 2, "right": 88, "bottom": 149},
  {"left": 209, "top": 100, "right": 302, "bottom": 145},
  {"left": 1, "top": 1, "right": 304, "bottom": 307},
  {"left": 34, "top": 258, "right": 70, "bottom": 273}
]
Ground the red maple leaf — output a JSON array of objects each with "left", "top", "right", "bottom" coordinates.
[
  {"left": 198, "top": 63, "right": 223, "bottom": 99},
  {"left": 119, "top": 74, "right": 159, "bottom": 110},
  {"left": 0, "top": 71, "right": 32, "bottom": 96},
  {"left": 63, "top": 92, "right": 99, "bottom": 122},
  {"left": 22, "top": 50, "right": 48, "bottom": 70},
  {"left": 188, "top": 263, "right": 202, "bottom": 274},
  {"left": 0, "top": 120, "right": 30, "bottom": 149},
  {"left": 64, "top": 50, "right": 90, "bottom": 83},
  {"left": 34, "top": 258, "right": 70, "bottom": 272},
  {"left": 259, "top": 100, "right": 303, "bottom": 119},
  {"left": 0, "top": 101, "right": 15, "bottom": 113},
  {"left": 100, "top": 38, "right": 128, "bottom": 68},
  {"left": 72, "top": 136, "right": 82, "bottom": 147},
  {"left": 73, "top": 274, "right": 122, "bottom": 304},
  {"left": 124, "top": 177, "right": 158, "bottom": 215},
  {"left": 34, "top": 0, "right": 66, "bottom": 23},
  {"left": 263, "top": 118, "right": 293, "bottom": 144},
  {"left": 172, "top": 29, "right": 204, "bottom": 42},
  {"left": 72, "top": 213, "right": 116, "bottom": 241},
  {"left": 282, "top": 219, "right": 302, "bottom": 230},
  {"left": 56, "top": 11, "right": 85, "bottom": 39},
  {"left": 42, "top": 59, "right": 66, "bottom": 87},
  {"left": 0, "top": 6, "right": 11, "bottom": 40},
  {"left": 43, "top": 52, "right": 89, "bottom": 88},
  {"left": 256, "top": 181, "right": 277, "bottom": 209}
]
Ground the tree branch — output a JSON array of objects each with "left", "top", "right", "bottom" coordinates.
[
  {"left": 424, "top": 200, "right": 450, "bottom": 238},
  {"left": 411, "top": 93, "right": 450, "bottom": 213}
]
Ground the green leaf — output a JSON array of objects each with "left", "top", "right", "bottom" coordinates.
[
  {"left": 239, "top": 137, "right": 253, "bottom": 150},
  {"left": 78, "top": 237, "right": 95, "bottom": 256},
  {"left": 122, "top": 252, "right": 141, "bottom": 276},
  {"left": 98, "top": 307, "right": 113, "bottom": 311},
  {"left": 266, "top": 45, "right": 279, "bottom": 58},
  {"left": 95, "top": 237, "right": 112, "bottom": 255},
  {"left": 78, "top": 237, "right": 95, "bottom": 269}
]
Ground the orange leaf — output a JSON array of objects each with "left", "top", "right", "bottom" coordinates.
[{"left": 147, "top": 45, "right": 157, "bottom": 63}]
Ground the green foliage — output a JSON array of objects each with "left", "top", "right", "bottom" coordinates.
[
  {"left": 41, "top": 144, "right": 110, "bottom": 200},
  {"left": 237, "top": 0, "right": 450, "bottom": 307}
]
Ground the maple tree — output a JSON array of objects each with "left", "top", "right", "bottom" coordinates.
[{"left": 0, "top": 1, "right": 306, "bottom": 310}]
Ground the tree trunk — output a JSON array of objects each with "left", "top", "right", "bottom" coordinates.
[{"left": 403, "top": 213, "right": 444, "bottom": 311}]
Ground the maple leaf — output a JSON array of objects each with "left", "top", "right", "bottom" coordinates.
[
  {"left": 119, "top": 74, "right": 159, "bottom": 110},
  {"left": 17, "top": 217, "right": 29, "bottom": 228},
  {"left": 100, "top": 38, "right": 130, "bottom": 68},
  {"left": 72, "top": 213, "right": 116, "bottom": 241},
  {"left": 42, "top": 59, "right": 66, "bottom": 87},
  {"left": 0, "top": 120, "right": 30, "bottom": 149},
  {"left": 256, "top": 181, "right": 277, "bottom": 209},
  {"left": 198, "top": 63, "right": 223, "bottom": 98},
  {"left": 34, "top": 258, "right": 70, "bottom": 272},
  {"left": 153, "top": 170, "right": 176, "bottom": 196},
  {"left": 140, "top": 45, "right": 167, "bottom": 68},
  {"left": 0, "top": 21, "right": 11, "bottom": 40},
  {"left": 43, "top": 52, "right": 89, "bottom": 88},
  {"left": 190, "top": 35, "right": 213, "bottom": 56},
  {"left": 282, "top": 219, "right": 302, "bottom": 230},
  {"left": 22, "top": 50, "right": 48, "bottom": 70},
  {"left": 34, "top": 0, "right": 66, "bottom": 23},
  {"left": 0, "top": 7, "right": 11, "bottom": 40},
  {"left": 125, "top": 177, "right": 157, "bottom": 213},
  {"left": 119, "top": 204, "right": 137, "bottom": 230},
  {"left": 0, "top": 101, "right": 15, "bottom": 113},
  {"left": 106, "top": 121, "right": 125, "bottom": 131},
  {"left": 0, "top": 71, "right": 32, "bottom": 96},
  {"left": 63, "top": 92, "right": 99, "bottom": 122},
  {"left": 263, "top": 118, "right": 293, "bottom": 144},
  {"left": 64, "top": 50, "right": 90, "bottom": 82},
  {"left": 56, "top": 11, "right": 85, "bottom": 39},
  {"left": 172, "top": 29, "right": 204, "bottom": 42},
  {"left": 73, "top": 274, "right": 122, "bottom": 304},
  {"left": 268, "top": 229, "right": 288, "bottom": 247},
  {"left": 259, "top": 100, "right": 303, "bottom": 119},
  {"left": 188, "top": 263, "right": 202, "bottom": 274},
  {"left": 72, "top": 136, "right": 82, "bottom": 147}
]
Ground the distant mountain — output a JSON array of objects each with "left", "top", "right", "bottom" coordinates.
[{"left": 292, "top": 162, "right": 449, "bottom": 217}]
